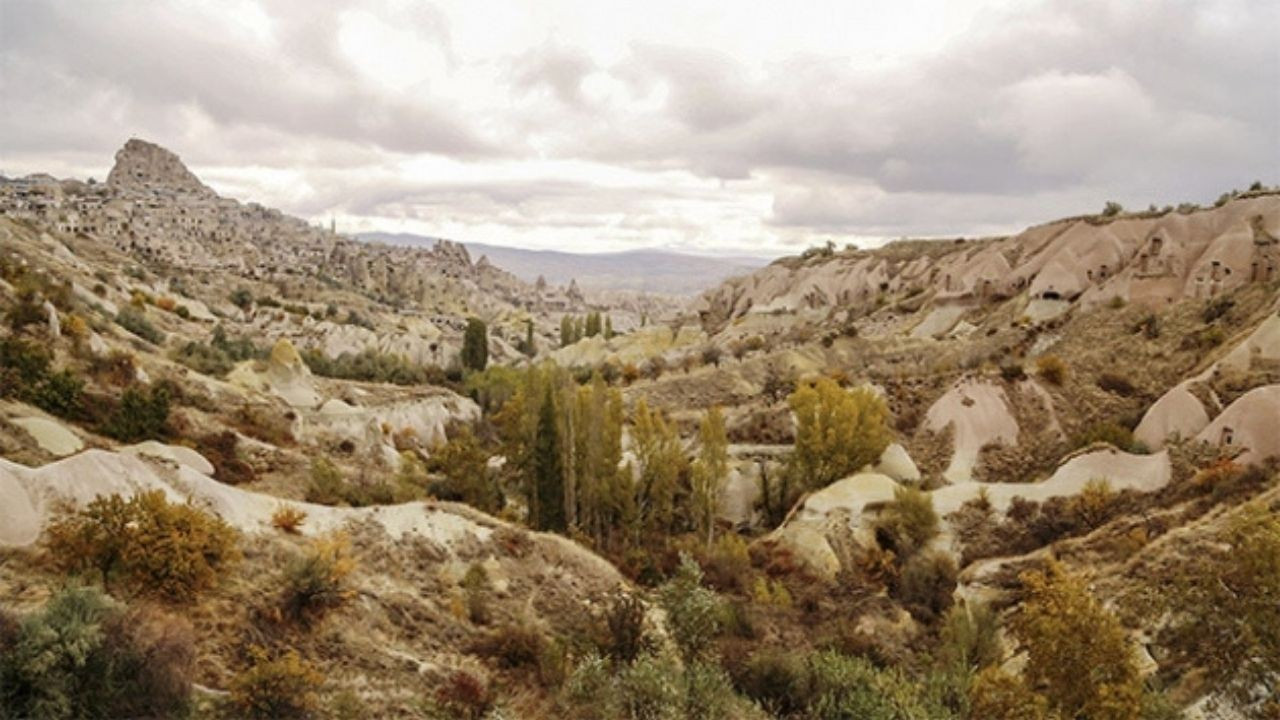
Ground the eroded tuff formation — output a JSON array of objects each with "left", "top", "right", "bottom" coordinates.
[
  {"left": 696, "top": 194, "right": 1280, "bottom": 331},
  {"left": 0, "top": 139, "right": 670, "bottom": 326}
]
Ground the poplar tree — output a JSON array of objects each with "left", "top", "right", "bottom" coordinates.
[
  {"left": 632, "top": 398, "right": 686, "bottom": 538},
  {"left": 690, "top": 406, "right": 728, "bottom": 547},
  {"left": 461, "top": 317, "right": 488, "bottom": 371},
  {"left": 533, "top": 382, "right": 565, "bottom": 531}
]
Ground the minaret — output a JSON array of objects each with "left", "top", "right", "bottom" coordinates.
[{"left": 330, "top": 217, "right": 336, "bottom": 235}]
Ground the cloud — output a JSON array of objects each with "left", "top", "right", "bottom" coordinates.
[{"left": 0, "top": 0, "right": 1275, "bottom": 252}]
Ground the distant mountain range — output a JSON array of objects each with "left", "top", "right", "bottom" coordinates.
[{"left": 358, "top": 233, "right": 772, "bottom": 295}]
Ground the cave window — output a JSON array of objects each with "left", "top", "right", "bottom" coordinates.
[{"left": 1220, "top": 426, "right": 1234, "bottom": 446}]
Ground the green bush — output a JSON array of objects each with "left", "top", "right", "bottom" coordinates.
[
  {"left": 737, "top": 649, "right": 810, "bottom": 716},
  {"left": 1096, "top": 373, "right": 1137, "bottom": 397},
  {"left": 425, "top": 427, "right": 500, "bottom": 513},
  {"left": 657, "top": 554, "right": 723, "bottom": 663},
  {"left": 99, "top": 384, "right": 171, "bottom": 442},
  {"left": 229, "top": 288, "right": 254, "bottom": 311},
  {"left": 0, "top": 335, "right": 52, "bottom": 397},
  {"left": 876, "top": 486, "right": 939, "bottom": 560},
  {"left": 600, "top": 592, "right": 651, "bottom": 663},
  {"left": 299, "top": 347, "right": 436, "bottom": 385},
  {"left": 896, "top": 549, "right": 958, "bottom": 620},
  {"left": 0, "top": 587, "right": 195, "bottom": 720},
  {"left": 31, "top": 370, "right": 84, "bottom": 419},
  {"left": 115, "top": 307, "right": 165, "bottom": 344},
  {"left": 1074, "top": 421, "right": 1138, "bottom": 452},
  {"left": 613, "top": 654, "right": 685, "bottom": 720}
]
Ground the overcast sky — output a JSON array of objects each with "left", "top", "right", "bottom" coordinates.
[{"left": 1, "top": 0, "right": 1277, "bottom": 255}]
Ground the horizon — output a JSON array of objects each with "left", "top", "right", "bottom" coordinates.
[{"left": 1, "top": 0, "right": 1277, "bottom": 256}]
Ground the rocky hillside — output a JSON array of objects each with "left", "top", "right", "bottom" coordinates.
[{"left": 0, "top": 165, "right": 1277, "bottom": 719}]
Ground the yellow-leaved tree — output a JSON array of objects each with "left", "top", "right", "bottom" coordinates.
[
  {"left": 690, "top": 406, "right": 729, "bottom": 547},
  {"left": 1013, "top": 560, "right": 1143, "bottom": 720},
  {"left": 787, "top": 377, "right": 891, "bottom": 491}
]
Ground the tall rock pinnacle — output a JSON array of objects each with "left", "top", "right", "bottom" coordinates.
[{"left": 105, "top": 138, "right": 215, "bottom": 196}]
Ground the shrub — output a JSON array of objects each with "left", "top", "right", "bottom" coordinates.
[
  {"left": 1160, "top": 503, "right": 1280, "bottom": 704},
  {"left": 999, "top": 362, "right": 1026, "bottom": 382},
  {"left": 229, "top": 288, "right": 254, "bottom": 310},
  {"left": 5, "top": 289, "right": 46, "bottom": 331},
  {"left": 1035, "top": 355, "right": 1067, "bottom": 385},
  {"left": 696, "top": 532, "right": 753, "bottom": 592},
  {"left": 0, "top": 587, "right": 196, "bottom": 720},
  {"left": 299, "top": 347, "right": 434, "bottom": 386},
  {"left": 115, "top": 307, "right": 165, "bottom": 344},
  {"left": 657, "top": 554, "right": 723, "bottom": 662},
  {"left": 1201, "top": 297, "right": 1234, "bottom": 324},
  {"left": 968, "top": 667, "right": 1048, "bottom": 720},
  {"left": 1101, "top": 201, "right": 1123, "bottom": 217},
  {"left": 1074, "top": 421, "right": 1136, "bottom": 452},
  {"left": 896, "top": 549, "right": 958, "bottom": 620},
  {"left": 1183, "top": 325, "right": 1226, "bottom": 349},
  {"left": 425, "top": 427, "right": 500, "bottom": 513},
  {"left": 1073, "top": 478, "right": 1116, "bottom": 527},
  {"left": 281, "top": 533, "right": 355, "bottom": 627},
  {"left": 89, "top": 350, "right": 137, "bottom": 387},
  {"left": 271, "top": 506, "right": 307, "bottom": 534},
  {"left": 700, "top": 345, "right": 722, "bottom": 367},
  {"left": 44, "top": 491, "right": 239, "bottom": 602},
  {"left": 1013, "top": 561, "right": 1143, "bottom": 720},
  {"left": 614, "top": 653, "right": 684, "bottom": 720},
  {"left": 461, "top": 562, "right": 491, "bottom": 625},
  {"left": 434, "top": 669, "right": 494, "bottom": 720},
  {"left": 99, "top": 384, "right": 171, "bottom": 442},
  {"left": 31, "top": 369, "right": 84, "bottom": 418},
  {"left": 123, "top": 491, "right": 240, "bottom": 603},
  {"left": 876, "top": 486, "right": 939, "bottom": 560},
  {"left": 305, "top": 457, "right": 346, "bottom": 505},
  {"left": 228, "top": 647, "right": 324, "bottom": 719},
  {"left": 0, "top": 335, "right": 51, "bottom": 398},
  {"left": 173, "top": 339, "right": 235, "bottom": 376},
  {"left": 736, "top": 650, "right": 810, "bottom": 716},
  {"left": 1096, "top": 373, "right": 1137, "bottom": 396},
  {"left": 681, "top": 661, "right": 740, "bottom": 720},
  {"left": 600, "top": 592, "right": 650, "bottom": 663},
  {"left": 196, "top": 431, "right": 256, "bottom": 485},
  {"left": 807, "top": 650, "right": 949, "bottom": 720},
  {"left": 935, "top": 602, "right": 1001, "bottom": 675}
]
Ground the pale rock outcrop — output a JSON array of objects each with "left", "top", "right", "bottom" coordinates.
[
  {"left": 44, "top": 300, "right": 60, "bottom": 337},
  {"left": 872, "top": 443, "right": 921, "bottom": 483},
  {"left": 1135, "top": 310, "right": 1280, "bottom": 450},
  {"left": 12, "top": 416, "right": 83, "bottom": 457},
  {"left": 768, "top": 448, "right": 1172, "bottom": 579},
  {"left": 924, "top": 378, "right": 1019, "bottom": 484},
  {"left": 1134, "top": 381, "right": 1211, "bottom": 449},
  {"left": 227, "top": 339, "right": 321, "bottom": 408},
  {"left": 1195, "top": 385, "right": 1280, "bottom": 465}
]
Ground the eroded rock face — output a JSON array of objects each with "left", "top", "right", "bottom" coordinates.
[
  {"left": 696, "top": 195, "right": 1280, "bottom": 332},
  {"left": 105, "top": 138, "right": 214, "bottom": 197}
]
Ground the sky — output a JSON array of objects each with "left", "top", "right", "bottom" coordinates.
[{"left": 1, "top": 0, "right": 1277, "bottom": 256}]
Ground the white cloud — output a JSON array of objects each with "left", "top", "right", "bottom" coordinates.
[{"left": 0, "top": 0, "right": 1275, "bottom": 255}]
